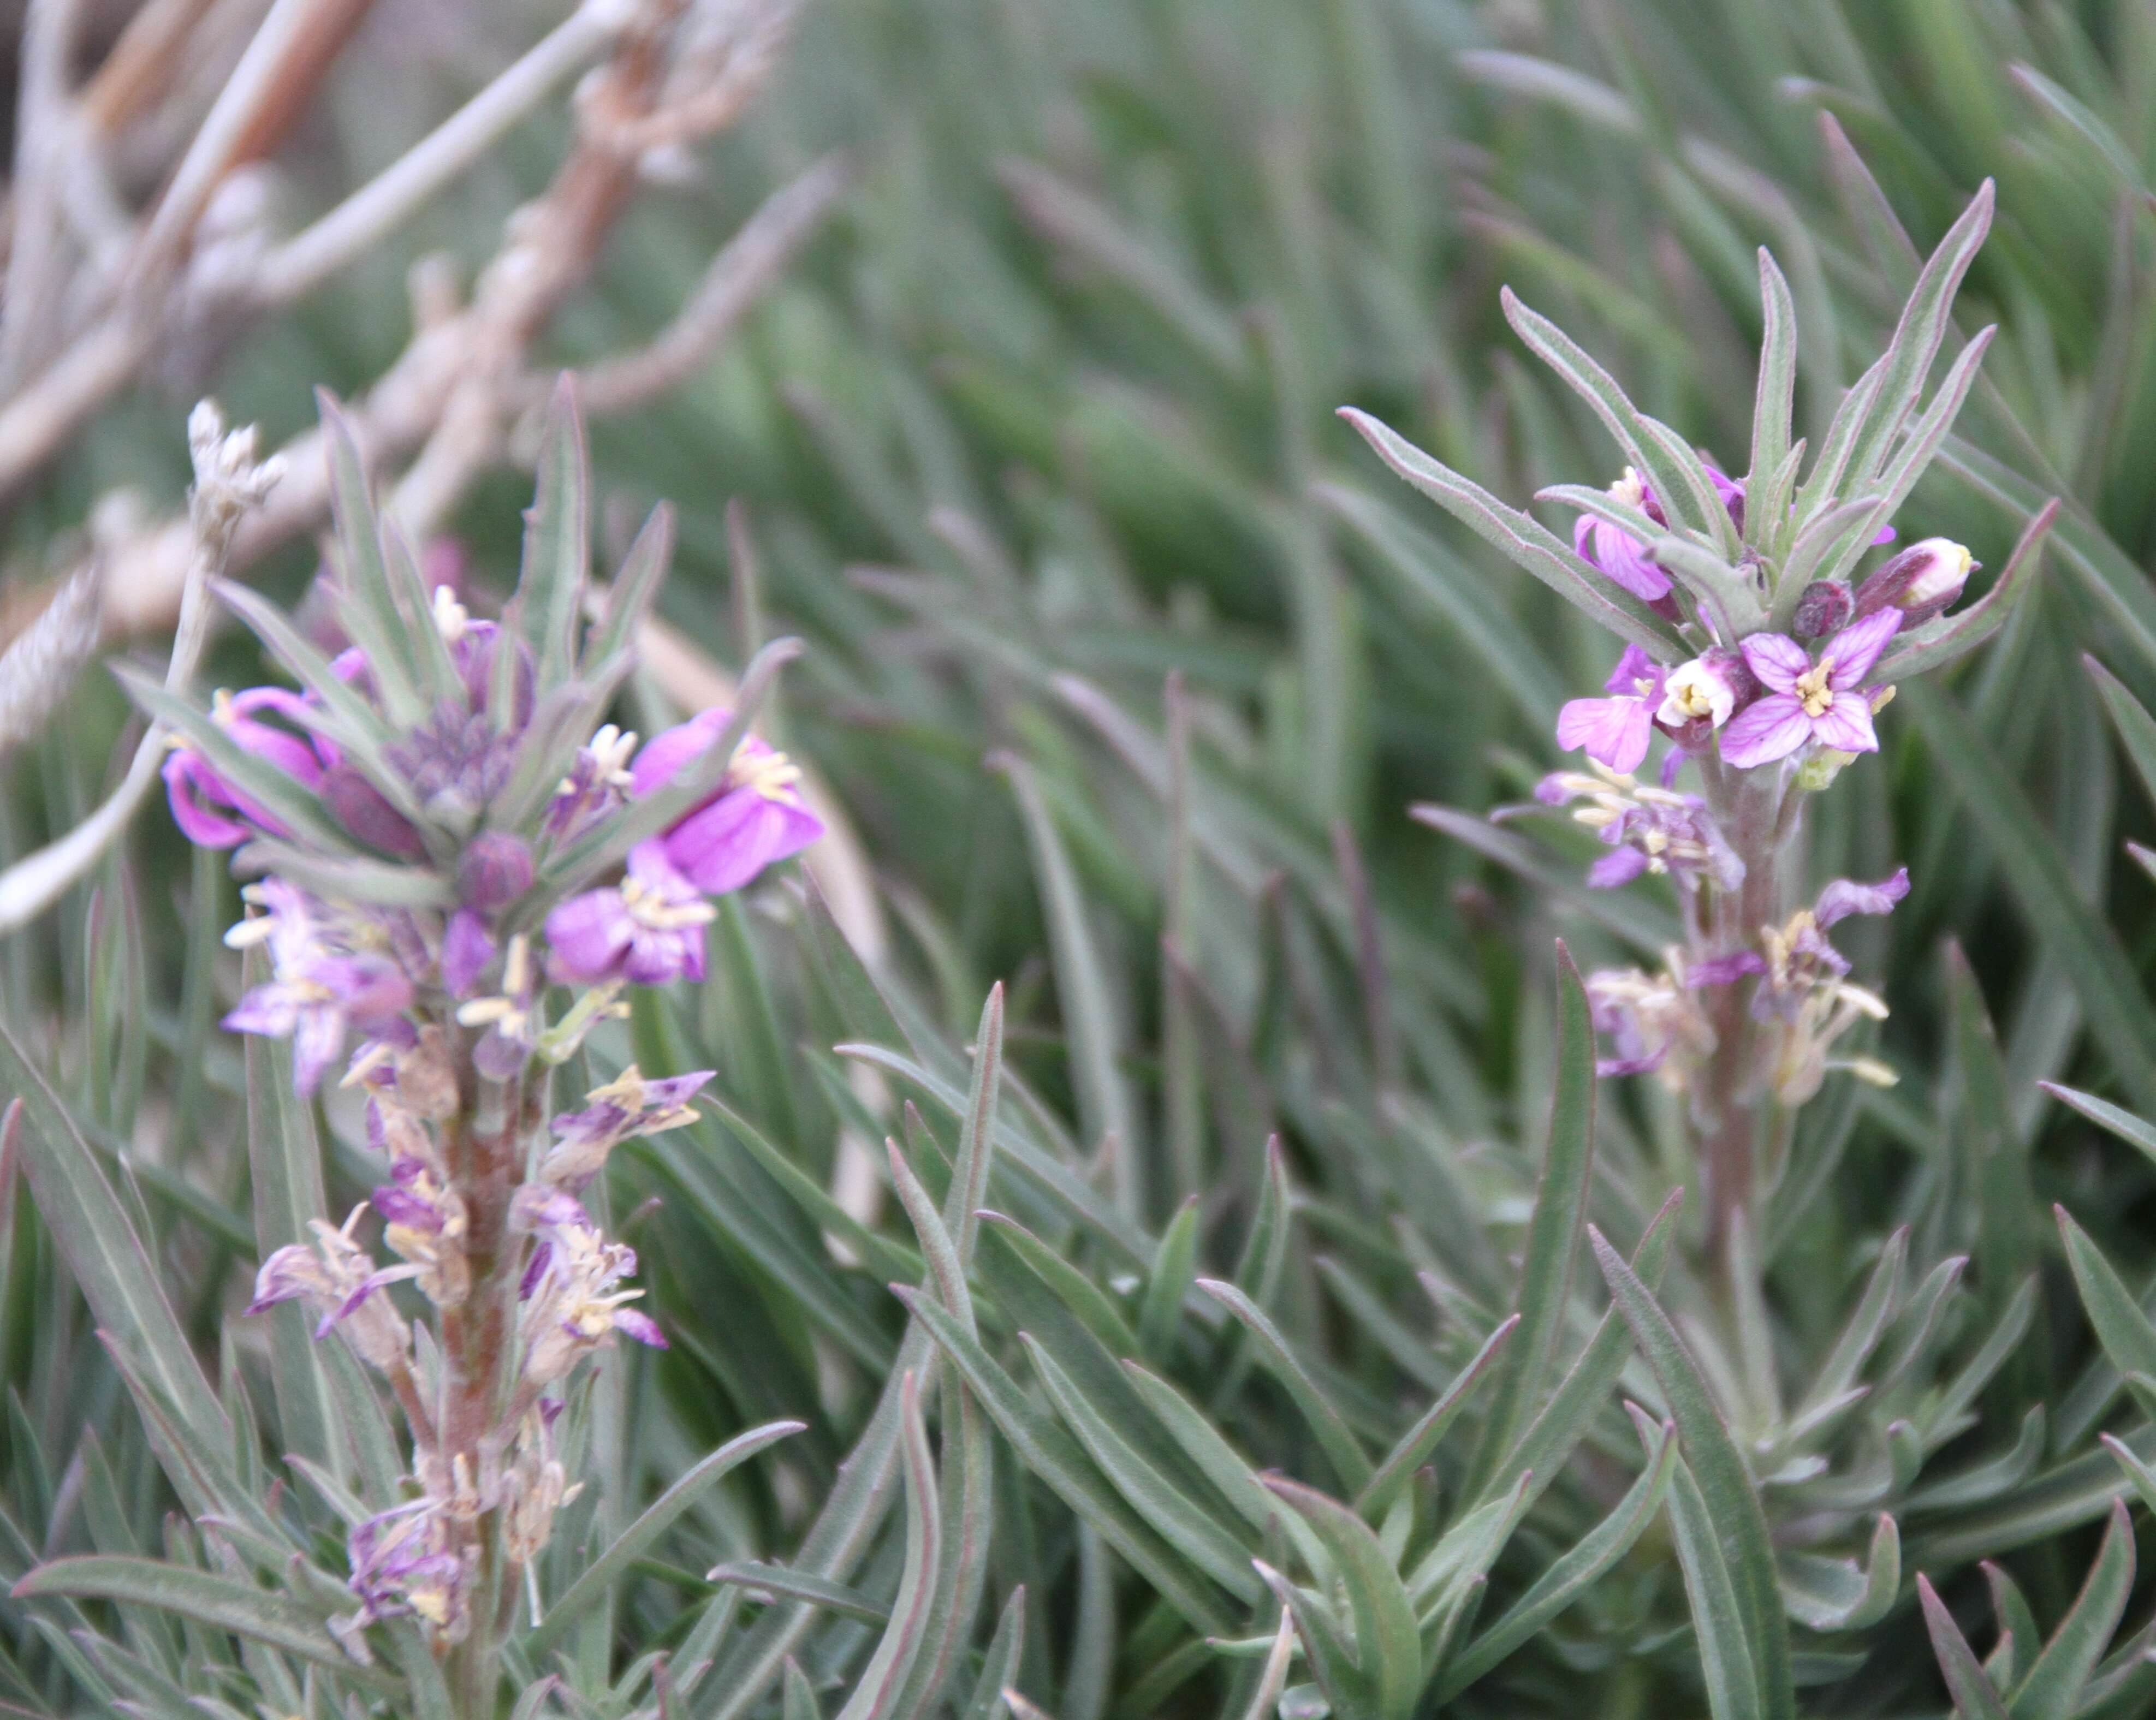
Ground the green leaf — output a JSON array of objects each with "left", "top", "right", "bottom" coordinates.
[
  {"left": 531, "top": 1420, "right": 804, "bottom": 1656},
  {"left": 1591, "top": 1226, "right": 1792, "bottom": 1720},
  {"left": 316, "top": 390, "right": 425, "bottom": 726},
  {"left": 898, "top": 1288, "right": 1234, "bottom": 1635},
  {"left": 581, "top": 504, "right": 676, "bottom": 676},
  {"left": 994, "top": 751, "right": 1137, "bottom": 1208},
  {"left": 707, "top": 1564, "right": 889, "bottom": 1625},
  {"left": 785, "top": 1659, "right": 824, "bottom": 1720},
  {"left": 979, "top": 1213, "right": 1139, "bottom": 1358},
  {"left": 0, "top": 1018, "right": 228, "bottom": 1452},
  {"left": 1746, "top": 248, "right": 1797, "bottom": 555},
  {"left": 1666, "top": 1458, "right": 1763, "bottom": 1720},
  {"left": 14, "top": 1557, "right": 387, "bottom": 1685},
  {"left": 1198, "top": 1277, "right": 1372, "bottom": 1494},
  {"left": 1265, "top": 1478, "right": 1421, "bottom": 1720},
  {"left": 1024, "top": 1335, "right": 1261, "bottom": 1603},
  {"left": 1500, "top": 287, "right": 1737, "bottom": 558},
  {"left": 2057, "top": 1207, "right": 2156, "bottom": 1384},
  {"left": 2008, "top": 1499, "right": 2134, "bottom": 1720},
  {"left": 1830, "top": 180, "right": 1995, "bottom": 500},
  {"left": 1138, "top": 1197, "right": 1201, "bottom": 1365},
  {"left": 1317, "top": 482, "right": 1569, "bottom": 728},
  {"left": 1338, "top": 408, "right": 1686, "bottom": 659},
  {"left": 833, "top": 1371, "right": 942, "bottom": 1720},
  {"left": 1440, "top": 1410, "right": 1674, "bottom": 1697},
  {"left": 1903, "top": 682, "right": 2156, "bottom": 1116},
  {"left": 1471, "top": 941, "right": 1596, "bottom": 1493},
  {"left": 513, "top": 376, "right": 593, "bottom": 700},
  {"left": 1777, "top": 1515, "right": 1899, "bottom": 1633},
  {"left": 1357, "top": 1314, "right": 1518, "bottom": 1522},
  {"left": 1921, "top": 1575, "right": 2011, "bottom": 1720},
  {"left": 1481, "top": 1187, "right": 1681, "bottom": 1511},
  {"left": 960, "top": 1587, "right": 1027, "bottom": 1720}
]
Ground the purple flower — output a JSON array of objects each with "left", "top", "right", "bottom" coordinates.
[
  {"left": 335, "top": 1496, "right": 471, "bottom": 1654},
  {"left": 323, "top": 763, "right": 426, "bottom": 859},
  {"left": 544, "top": 841, "right": 714, "bottom": 986},
  {"left": 369, "top": 1106, "right": 470, "bottom": 1311},
  {"left": 162, "top": 687, "right": 331, "bottom": 848},
  {"left": 1655, "top": 647, "right": 1757, "bottom": 740},
  {"left": 452, "top": 933, "right": 542, "bottom": 1079},
  {"left": 1571, "top": 466, "right": 1892, "bottom": 611},
  {"left": 511, "top": 1185, "right": 665, "bottom": 1383},
  {"left": 544, "top": 1066, "right": 714, "bottom": 1188},
  {"left": 222, "top": 881, "right": 414, "bottom": 1093},
  {"left": 545, "top": 723, "right": 639, "bottom": 841},
  {"left": 1719, "top": 610, "right": 1903, "bottom": 769},
  {"left": 1557, "top": 647, "right": 1666, "bottom": 773},
  {"left": 631, "top": 710, "right": 824, "bottom": 894},
  {"left": 1535, "top": 767, "right": 1744, "bottom": 894},
  {"left": 245, "top": 1206, "right": 411, "bottom": 1374},
  {"left": 1792, "top": 581, "right": 1852, "bottom": 641},
  {"left": 1570, "top": 465, "right": 1751, "bottom": 605}
]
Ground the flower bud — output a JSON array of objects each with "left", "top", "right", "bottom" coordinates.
[
  {"left": 457, "top": 831, "right": 532, "bottom": 911},
  {"left": 1792, "top": 581, "right": 1851, "bottom": 641},
  {"left": 1853, "top": 538, "right": 1976, "bottom": 626}
]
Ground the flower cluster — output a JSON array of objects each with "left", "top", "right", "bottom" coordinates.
[
  {"left": 160, "top": 398, "right": 812, "bottom": 1670},
  {"left": 1477, "top": 461, "right": 1995, "bottom": 1248},
  {"left": 1545, "top": 474, "right": 1973, "bottom": 1097}
]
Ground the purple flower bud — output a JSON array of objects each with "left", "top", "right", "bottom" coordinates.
[
  {"left": 439, "top": 909, "right": 495, "bottom": 997},
  {"left": 1792, "top": 581, "right": 1851, "bottom": 641},
  {"left": 1853, "top": 538, "right": 1977, "bottom": 626},
  {"left": 324, "top": 764, "right": 426, "bottom": 859},
  {"left": 456, "top": 832, "right": 532, "bottom": 911}
]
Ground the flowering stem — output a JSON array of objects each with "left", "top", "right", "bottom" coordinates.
[
  {"left": 441, "top": 1047, "right": 534, "bottom": 1719},
  {"left": 1696, "top": 764, "right": 1797, "bottom": 1263}
]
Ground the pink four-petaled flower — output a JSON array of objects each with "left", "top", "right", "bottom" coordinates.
[
  {"left": 1556, "top": 646, "right": 1665, "bottom": 773},
  {"left": 1719, "top": 610, "right": 1902, "bottom": 769}
]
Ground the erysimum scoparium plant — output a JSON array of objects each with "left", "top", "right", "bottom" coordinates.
[
  {"left": 7, "top": 382, "right": 823, "bottom": 1718},
  {"left": 1349, "top": 180, "right": 2053, "bottom": 1269}
]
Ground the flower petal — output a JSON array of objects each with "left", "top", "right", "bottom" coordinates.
[
  {"left": 1718, "top": 695, "right": 1813, "bottom": 769},
  {"left": 1557, "top": 696, "right": 1653, "bottom": 773},
  {"left": 1603, "top": 645, "right": 1662, "bottom": 698},
  {"left": 1737, "top": 632, "right": 1810, "bottom": 695},
  {"left": 1814, "top": 867, "right": 1910, "bottom": 927},
  {"left": 1585, "top": 517, "right": 1672, "bottom": 602},
  {"left": 1826, "top": 608, "right": 1902, "bottom": 687},
  {"left": 1809, "top": 696, "right": 1878, "bottom": 753},
  {"left": 544, "top": 889, "right": 632, "bottom": 984},
  {"left": 611, "top": 1307, "right": 668, "bottom": 1348},
  {"left": 1688, "top": 951, "right": 1766, "bottom": 987},
  {"left": 1587, "top": 848, "right": 1650, "bottom": 889}
]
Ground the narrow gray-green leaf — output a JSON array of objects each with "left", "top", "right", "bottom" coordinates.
[
  {"left": 1921, "top": 1576, "right": 2011, "bottom": 1720},
  {"left": 532, "top": 1420, "right": 804, "bottom": 1656},
  {"left": 1339, "top": 407, "right": 1685, "bottom": 659},
  {"left": 14, "top": 1557, "right": 385, "bottom": 1684},
  {"left": 1591, "top": 1227, "right": 1792, "bottom": 1720},
  {"left": 1471, "top": 941, "right": 1596, "bottom": 1493},
  {"left": 1197, "top": 1278, "right": 1372, "bottom": 1493}
]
